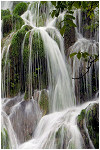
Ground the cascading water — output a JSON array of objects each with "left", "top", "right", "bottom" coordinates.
[
  {"left": 19, "top": 99, "right": 98, "bottom": 149},
  {"left": 69, "top": 9, "right": 99, "bottom": 103},
  {"left": 1, "top": 110, "right": 18, "bottom": 149},
  {"left": 1, "top": 1, "right": 99, "bottom": 149}
]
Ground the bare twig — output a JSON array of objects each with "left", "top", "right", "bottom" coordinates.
[{"left": 72, "top": 55, "right": 99, "bottom": 79}]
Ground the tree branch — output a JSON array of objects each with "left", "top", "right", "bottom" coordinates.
[{"left": 72, "top": 55, "right": 99, "bottom": 79}]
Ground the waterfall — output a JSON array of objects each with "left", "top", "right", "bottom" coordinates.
[
  {"left": 69, "top": 9, "right": 99, "bottom": 103},
  {"left": 39, "top": 27, "right": 75, "bottom": 111},
  {"left": 19, "top": 99, "right": 98, "bottom": 149},
  {"left": 1, "top": 111, "right": 18, "bottom": 149},
  {"left": 1, "top": 1, "right": 13, "bottom": 11},
  {"left": 1, "top": 1, "right": 99, "bottom": 149}
]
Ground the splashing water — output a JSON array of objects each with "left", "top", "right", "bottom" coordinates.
[{"left": 19, "top": 99, "right": 98, "bottom": 149}]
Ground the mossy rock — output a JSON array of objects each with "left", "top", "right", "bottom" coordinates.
[
  {"left": 23, "top": 31, "right": 30, "bottom": 67},
  {"left": 12, "top": 14, "right": 24, "bottom": 31},
  {"left": 2, "top": 13, "right": 24, "bottom": 37},
  {"left": 10, "top": 25, "right": 31, "bottom": 57},
  {"left": 1, "top": 9, "right": 11, "bottom": 20},
  {"left": 1, "top": 128, "right": 10, "bottom": 149},
  {"left": 86, "top": 103, "right": 99, "bottom": 149},
  {"left": 32, "top": 31, "right": 45, "bottom": 59},
  {"left": 39, "top": 90, "right": 49, "bottom": 115},
  {"left": 2, "top": 15, "right": 13, "bottom": 36},
  {"left": 78, "top": 109, "right": 85, "bottom": 123},
  {"left": 9, "top": 25, "right": 31, "bottom": 97},
  {"left": 77, "top": 103, "right": 99, "bottom": 149},
  {"left": 13, "top": 2, "right": 28, "bottom": 16}
]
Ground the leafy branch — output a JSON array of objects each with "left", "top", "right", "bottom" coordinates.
[{"left": 71, "top": 54, "right": 99, "bottom": 79}]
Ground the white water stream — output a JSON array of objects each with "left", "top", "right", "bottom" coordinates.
[{"left": 19, "top": 99, "right": 98, "bottom": 149}]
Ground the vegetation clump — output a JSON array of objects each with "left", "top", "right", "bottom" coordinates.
[
  {"left": 1, "top": 9, "right": 11, "bottom": 20},
  {"left": 9, "top": 25, "right": 31, "bottom": 96},
  {"left": 77, "top": 103, "right": 99, "bottom": 149},
  {"left": 86, "top": 104, "right": 99, "bottom": 149},
  {"left": 2, "top": 10, "right": 24, "bottom": 37},
  {"left": 13, "top": 2, "right": 28, "bottom": 16},
  {"left": 39, "top": 90, "right": 49, "bottom": 115},
  {"left": 1, "top": 128, "right": 10, "bottom": 149},
  {"left": 32, "top": 31, "right": 45, "bottom": 59},
  {"left": 2, "top": 15, "right": 13, "bottom": 36}
]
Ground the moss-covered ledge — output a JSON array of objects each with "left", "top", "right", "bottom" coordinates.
[{"left": 77, "top": 103, "right": 99, "bottom": 149}]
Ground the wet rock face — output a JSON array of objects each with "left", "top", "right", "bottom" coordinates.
[
  {"left": 64, "top": 26, "right": 76, "bottom": 58},
  {"left": 2, "top": 95, "right": 42, "bottom": 144},
  {"left": 9, "top": 99, "right": 41, "bottom": 144},
  {"left": 2, "top": 95, "right": 24, "bottom": 115},
  {"left": 77, "top": 103, "right": 99, "bottom": 149},
  {"left": 39, "top": 89, "right": 49, "bottom": 116},
  {"left": 33, "top": 89, "right": 49, "bottom": 116},
  {"left": 86, "top": 103, "right": 99, "bottom": 149}
]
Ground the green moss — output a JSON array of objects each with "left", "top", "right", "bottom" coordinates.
[
  {"left": 1, "top": 9, "right": 11, "bottom": 20},
  {"left": 2, "top": 13, "right": 25, "bottom": 37},
  {"left": 24, "top": 91, "right": 29, "bottom": 100},
  {"left": 9, "top": 26, "right": 31, "bottom": 97},
  {"left": 32, "top": 31, "right": 45, "bottom": 59},
  {"left": 39, "top": 90, "right": 49, "bottom": 115},
  {"left": 77, "top": 104, "right": 99, "bottom": 149},
  {"left": 23, "top": 32, "right": 30, "bottom": 67},
  {"left": 12, "top": 14, "right": 24, "bottom": 31},
  {"left": 1, "top": 128, "right": 10, "bottom": 149},
  {"left": 10, "top": 26, "right": 29, "bottom": 57},
  {"left": 78, "top": 109, "right": 86, "bottom": 122},
  {"left": 86, "top": 104, "right": 99, "bottom": 149},
  {"left": 3, "top": 15, "right": 13, "bottom": 36},
  {"left": 13, "top": 2, "right": 28, "bottom": 16}
]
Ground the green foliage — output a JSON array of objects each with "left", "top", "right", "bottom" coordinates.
[
  {"left": 78, "top": 109, "right": 85, "bottom": 122},
  {"left": 10, "top": 26, "right": 30, "bottom": 57},
  {"left": 32, "top": 31, "right": 44, "bottom": 58},
  {"left": 51, "top": 1, "right": 57, "bottom": 6},
  {"left": 9, "top": 26, "right": 31, "bottom": 96},
  {"left": 77, "top": 52, "right": 81, "bottom": 60},
  {"left": 1, "top": 9, "right": 11, "bottom": 20},
  {"left": 40, "top": 1, "right": 47, "bottom": 5},
  {"left": 86, "top": 104, "right": 99, "bottom": 149},
  {"left": 70, "top": 52, "right": 77, "bottom": 58},
  {"left": 60, "top": 25, "right": 66, "bottom": 36},
  {"left": 3, "top": 15, "right": 12, "bottom": 36},
  {"left": 2, "top": 11, "right": 24, "bottom": 37},
  {"left": 49, "top": 1, "right": 99, "bottom": 36},
  {"left": 70, "top": 51, "right": 98, "bottom": 62},
  {"left": 23, "top": 32, "right": 30, "bottom": 67},
  {"left": 1, "top": 128, "right": 10, "bottom": 149},
  {"left": 12, "top": 14, "right": 24, "bottom": 31},
  {"left": 13, "top": 2, "right": 28, "bottom": 16},
  {"left": 11, "top": 31, "right": 24, "bottom": 57}
]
